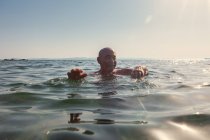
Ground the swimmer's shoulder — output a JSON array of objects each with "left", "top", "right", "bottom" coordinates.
[{"left": 114, "top": 68, "right": 133, "bottom": 75}]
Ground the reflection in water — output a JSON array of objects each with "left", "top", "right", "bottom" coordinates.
[
  {"left": 68, "top": 113, "right": 148, "bottom": 125},
  {"left": 67, "top": 93, "right": 82, "bottom": 98},
  {"left": 82, "top": 130, "right": 94, "bottom": 135},
  {"left": 68, "top": 113, "right": 82, "bottom": 123},
  {"left": 98, "top": 91, "right": 117, "bottom": 96},
  {"left": 94, "top": 119, "right": 115, "bottom": 124},
  {"left": 51, "top": 127, "right": 95, "bottom": 136},
  {"left": 53, "top": 127, "right": 79, "bottom": 132},
  {"left": 1, "top": 59, "right": 210, "bottom": 139}
]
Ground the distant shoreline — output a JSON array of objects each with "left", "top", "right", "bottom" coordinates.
[{"left": 0, "top": 58, "right": 207, "bottom": 61}]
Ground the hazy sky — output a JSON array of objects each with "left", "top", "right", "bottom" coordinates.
[{"left": 0, "top": 0, "right": 210, "bottom": 59}]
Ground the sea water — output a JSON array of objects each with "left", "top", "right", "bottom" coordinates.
[{"left": 0, "top": 58, "right": 210, "bottom": 140}]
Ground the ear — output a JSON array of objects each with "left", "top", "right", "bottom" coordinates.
[{"left": 97, "top": 57, "right": 101, "bottom": 64}]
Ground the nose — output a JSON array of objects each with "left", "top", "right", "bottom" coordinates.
[{"left": 107, "top": 57, "right": 115, "bottom": 65}]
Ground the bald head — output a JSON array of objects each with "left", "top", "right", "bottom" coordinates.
[
  {"left": 97, "top": 47, "right": 117, "bottom": 75},
  {"left": 98, "top": 47, "right": 115, "bottom": 57}
]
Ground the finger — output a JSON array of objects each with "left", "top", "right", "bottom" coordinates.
[
  {"left": 137, "top": 71, "right": 142, "bottom": 78},
  {"left": 71, "top": 69, "right": 75, "bottom": 73},
  {"left": 80, "top": 73, "right": 87, "bottom": 78},
  {"left": 67, "top": 72, "right": 71, "bottom": 79}
]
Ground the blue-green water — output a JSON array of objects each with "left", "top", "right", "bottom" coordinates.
[{"left": 0, "top": 59, "right": 210, "bottom": 140}]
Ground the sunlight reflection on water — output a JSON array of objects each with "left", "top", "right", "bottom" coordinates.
[{"left": 0, "top": 59, "right": 210, "bottom": 140}]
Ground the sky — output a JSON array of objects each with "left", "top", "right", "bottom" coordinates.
[{"left": 0, "top": 0, "right": 210, "bottom": 59}]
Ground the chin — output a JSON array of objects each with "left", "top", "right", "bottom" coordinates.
[{"left": 107, "top": 68, "right": 114, "bottom": 73}]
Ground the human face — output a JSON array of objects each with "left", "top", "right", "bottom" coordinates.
[{"left": 98, "top": 49, "right": 116, "bottom": 74}]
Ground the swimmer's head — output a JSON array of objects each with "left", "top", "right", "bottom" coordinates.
[{"left": 97, "top": 47, "right": 116, "bottom": 74}]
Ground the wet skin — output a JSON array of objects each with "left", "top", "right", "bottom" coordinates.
[
  {"left": 67, "top": 68, "right": 87, "bottom": 80},
  {"left": 97, "top": 48, "right": 117, "bottom": 75},
  {"left": 67, "top": 48, "right": 148, "bottom": 80}
]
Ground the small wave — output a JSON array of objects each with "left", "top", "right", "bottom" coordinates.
[
  {"left": 45, "top": 98, "right": 126, "bottom": 110},
  {"left": 14, "top": 65, "right": 29, "bottom": 70},
  {"left": 9, "top": 106, "right": 32, "bottom": 112},
  {"left": 192, "top": 82, "right": 210, "bottom": 89},
  {"left": 170, "top": 70, "right": 176, "bottom": 73},
  {"left": 44, "top": 78, "right": 69, "bottom": 87},
  {"left": 67, "top": 93, "right": 83, "bottom": 99},
  {"left": 32, "top": 63, "right": 53, "bottom": 68},
  {"left": 98, "top": 91, "right": 117, "bottom": 96},
  {"left": 0, "top": 92, "right": 42, "bottom": 105},
  {"left": 92, "top": 108, "right": 119, "bottom": 115},
  {"left": 173, "top": 84, "right": 193, "bottom": 90},
  {"left": 4, "top": 82, "right": 28, "bottom": 88},
  {"left": 172, "top": 114, "right": 210, "bottom": 125},
  {"left": 27, "top": 83, "right": 46, "bottom": 89},
  {"left": 202, "top": 83, "right": 210, "bottom": 87},
  {"left": 131, "top": 80, "right": 159, "bottom": 90},
  {"left": 44, "top": 78, "right": 86, "bottom": 88}
]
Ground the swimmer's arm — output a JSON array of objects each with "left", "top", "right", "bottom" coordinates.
[
  {"left": 115, "top": 66, "right": 148, "bottom": 78},
  {"left": 115, "top": 68, "right": 133, "bottom": 75}
]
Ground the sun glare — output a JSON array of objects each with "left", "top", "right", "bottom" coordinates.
[{"left": 168, "top": 121, "right": 206, "bottom": 139}]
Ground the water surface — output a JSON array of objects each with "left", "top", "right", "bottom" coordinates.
[{"left": 0, "top": 59, "right": 210, "bottom": 140}]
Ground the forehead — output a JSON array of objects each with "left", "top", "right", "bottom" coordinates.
[{"left": 99, "top": 49, "right": 116, "bottom": 57}]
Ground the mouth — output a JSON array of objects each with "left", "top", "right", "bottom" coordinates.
[{"left": 107, "top": 64, "right": 115, "bottom": 69}]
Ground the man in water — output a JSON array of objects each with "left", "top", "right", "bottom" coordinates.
[{"left": 67, "top": 47, "right": 148, "bottom": 80}]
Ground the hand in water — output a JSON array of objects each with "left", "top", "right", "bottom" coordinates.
[
  {"left": 131, "top": 66, "right": 148, "bottom": 79},
  {"left": 67, "top": 68, "right": 87, "bottom": 80}
]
